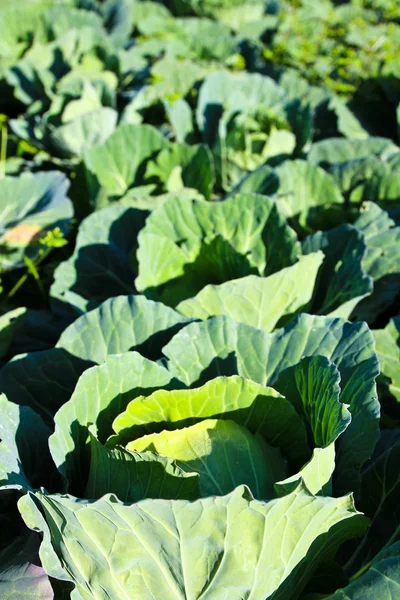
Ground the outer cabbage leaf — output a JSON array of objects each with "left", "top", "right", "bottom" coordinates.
[
  {"left": 373, "top": 318, "right": 400, "bottom": 404},
  {"left": 85, "top": 436, "right": 200, "bottom": 502},
  {"left": 175, "top": 17, "right": 237, "bottom": 60},
  {"left": 19, "top": 484, "right": 367, "bottom": 600},
  {"left": 302, "top": 224, "right": 373, "bottom": 318},
  {"left": 132, "top": 12, "right": 236, "bottom": 61},
  {"left": 196, "top": 70, "right": 290, "bottom": 188},
  {"left": 197, "top": 70, "right": 286, "bottom": 146},
  {"left": 101, "top": 0, "right": 133, "bottom": 45},
  {"left": 352, "top": 202, "right": 400, "bottom": 323},
  {"left": 54, "top": 295, "right": 192, "bottom": 365},
  {"left": 43, "top": 6, "right": 105, "bottom": 39},
  {"left": 274, "top": 160, "right": 345, "bottom": 231},
  {"left": 328, "top": 95, "right": 369, "bottom": 140},
  {"left": 275, "top": 445, "right": 336, "bottom": 498},
  {"left": 0, "top": 306, "right": 63, "bottom": 358},
  {"left": 165, "top": 0, "right": 260, "bottom": 18},
  {"left": 0, "top": 377, "right": 60, "bottom": 600},
  {"left": 145, "top": 143, "right": 214, "bottom": 199},
  {"left": 308, "top": 137, "right": 399, "bottom": 168},
  {"left": 355, "top": 202, "right": 400, "bottom": 282},
  {"left": 214, "top": 2, "right": 268, "bottom": 31},
  {"left": 176, "top": 252, "right": 324, "bottom": 331},
  {"left": 150, "top": 55, "right": 208, "bottom": 97},
  {"left": 49, "top": 352, "right": 177, "bottom": 493},
  {"left": 136, "top": 192, "right": 300, "bottom": 306},
  {"left": 0, "top": 395, "right": 57, "bottom": 598},
  {"left": 0, "top": 529, "right": 54, "bottom": 600},
  {"left": 328, "top": 156, "right": 400, "bottom": 209},
  {"left": 5, "top": 27, "right": 116, "bottom": 110},
  {"left": 131, "top": 1, "right": 172, "bottom": 27},
  {"left": 51, "top": 205, "right": 147, "bottom": 316},
  {"left": 327, "top": 542, "right": 400, "bottom": 600},
  {"left": 0, "top": 1, "right": 76, "bottom": 65},
  {"left": 0, "top": 349, "right": 89, "bottom": 424},
  {"left": 0, "top": 394, "right": 55, "bottom": 491},
  {"left": 84, "top": 124, "right": 169, "bottom": 196},
  {"left": 5, "top": 39, "right": 66, "bottom": 107},
  {"left": 342, "top": 432, "right": 400, "bottom": 575},
  {"left": 273, "top": 356, "right": 352, "bottom": 496},
  {"left": 11, "top": 107, "right": 118, "bottom": 159},
  {"left": 230, "top": 164, "right": 278, "bottom": 197},
  {"left": 122, "top": 54, "right": 212, "bottom": 124},
  {"left": 164, "top": 97, "right": 194, "bottom": 143},
  {"left": 0, "top": 472, "right": 58, "bottom": 598},
  {"left": 0, "top": 296, "right": 191, "bottom": 421},
  {"left": 0, "top": 308, "right": 26, "bottom": 361},
  {"left": 274, "top": 357, "right": 351, "bottom": 450},
  {"left": 45, "top": 108, "right": 117, "bottom": 158},
  {"left": 0, "top": 171, "right": 73, "bottom": 271}
]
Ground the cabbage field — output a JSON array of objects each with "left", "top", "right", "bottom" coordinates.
[{"left": 0, "top": 0, "right": 400, "bottom": 598}]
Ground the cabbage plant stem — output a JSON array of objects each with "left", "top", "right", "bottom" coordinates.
[{"left": 5, "top": 247, "right": 52, "bottom": 303}]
